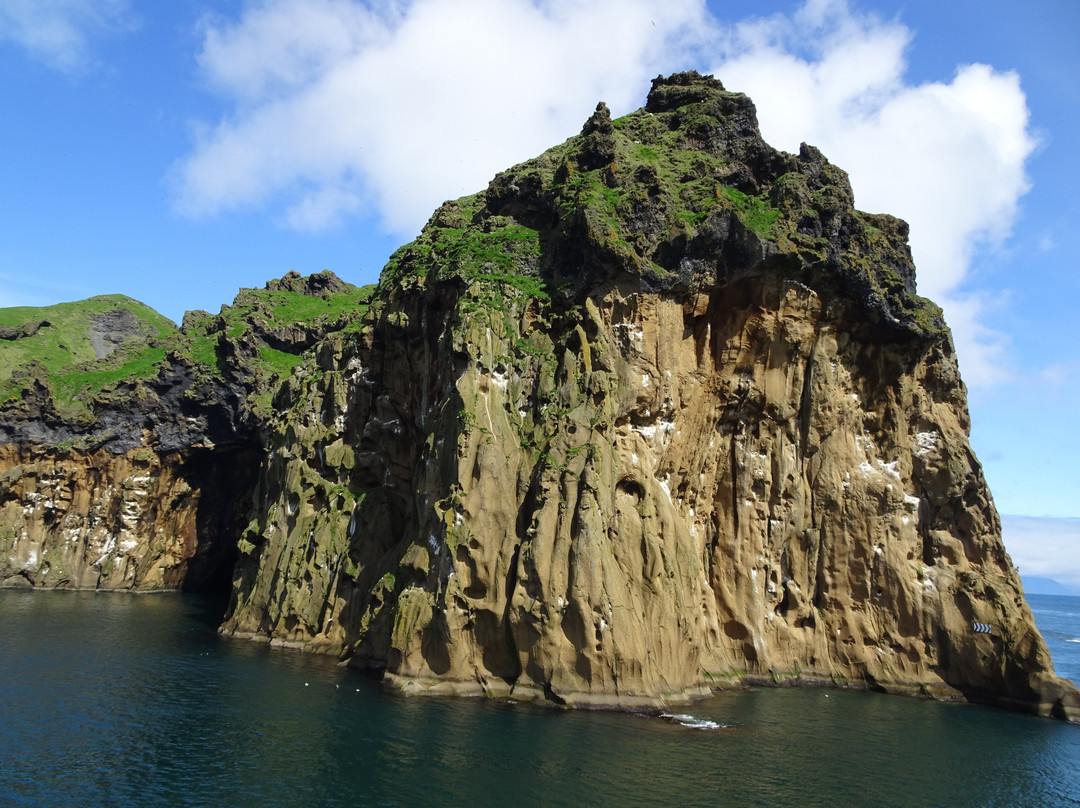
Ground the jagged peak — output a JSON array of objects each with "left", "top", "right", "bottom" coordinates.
[
  {"left": 264, "top": 269, "right": 351, "bottom": 299},
  {"left": 580, "top": 101, "right": 613, "bottom": 137},
  {"left": 383, "top": 72, "right": 938, "bottom": 338},
  {"left": 645, "top": 70, "right": 728, "bottom": 112}
]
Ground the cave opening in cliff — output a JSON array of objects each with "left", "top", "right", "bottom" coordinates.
[{"left": 177, "top": 448, "right": 261, "bottom": 611}]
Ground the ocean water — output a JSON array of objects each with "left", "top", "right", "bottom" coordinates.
[
  {"left": 1, "top": 590, "right": 1077, "bottom": 808},
  {"left": 1030, "top": 594, "right": 1080, "bottom": 687}
]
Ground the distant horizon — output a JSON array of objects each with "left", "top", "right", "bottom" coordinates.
[{"left": 1023, "top": 576, "right": 1080, "bottom": 598}]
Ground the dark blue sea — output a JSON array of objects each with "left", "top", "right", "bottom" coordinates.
[{"left": 1, "top": 590, "right": 1077, "bottom": 808}]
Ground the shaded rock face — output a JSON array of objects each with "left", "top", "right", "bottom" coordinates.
[
  {"left": 0, "top": 361, "right": 256, "bottom": 455},
  {"left": 0, "top": 443, "right": 256, "bottom": 592},
  {"left": 220, "top": 73, "right": 1077, "bottom": 719},
  {"left": 0, "top": 320, "right": 51, "bottom": 341},
  {"left": 89, "top": 308, "right": 147, "bottom": 359}
]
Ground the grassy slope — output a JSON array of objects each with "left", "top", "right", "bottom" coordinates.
[
  {"left": 0, "top": 295, "right": 177, "bottom": 408},
  {"left": 174, "top": 284, "right": 376, "bottom": 417},
  {"left": 0, "top": 281, "right": 376, "bottom": 423}
]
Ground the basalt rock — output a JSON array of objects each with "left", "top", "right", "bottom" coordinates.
[
  {"left": 0, "top": 320, "right": 51, "bottom": 341},
  {"left": 1, "top": 73, "right": 1075, "bottom": 721},
  {"left": 0, "top": 442, "right": 256, "bottom": 591},
  {"left": 0, "top": 273, "right": 371, "bottom": 591},
  {"left": 217, "top": 73, "right": 1077, "bottom": 720},
  {"left": 266, "top": 269, "right": 352, "bottom": 298}
]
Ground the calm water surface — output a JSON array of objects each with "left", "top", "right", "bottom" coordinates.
[{"left": 1, "top": 590, "right": 1077, "bottom": 808}]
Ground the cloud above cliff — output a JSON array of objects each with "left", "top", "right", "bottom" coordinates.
[
  {"left": 0, "top": 0, "right": 137, "bottom": 73},
  {"left": 172, "top": 0, "right": 1035, "bottom": 385},
  {"left": 173, "top": 0, "right": 711, "bottom": 233},
  {"left": 706, "top": 0, "right": 1035, "bottom": 386}
]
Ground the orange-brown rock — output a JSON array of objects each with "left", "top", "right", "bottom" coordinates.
[
  {"left": 0, "top": 442, "right": 254, "bottom": 591},
  {"left": 2, "top": 73, "right": 1074, "bottom": 721},
  {"left": 219, "top": 74, "right": 1078, "bottom": 720}
]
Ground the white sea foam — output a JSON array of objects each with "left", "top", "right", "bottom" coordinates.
[{"left": 659, "top": 713, "right": 726, "bottom": 730}]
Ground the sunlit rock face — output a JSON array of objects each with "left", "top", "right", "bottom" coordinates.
[
  {"left": 0, "top": 73, "right": 1072, "bottom": 721},
  {"left": 0, "top": 443, "right": 254, "bottom": 592},
  {"left": 219, "top": 73, "right": 1077, "bottom": 720}
]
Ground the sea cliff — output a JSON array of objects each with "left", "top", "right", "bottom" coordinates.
[{"left": 2, "top": 73, "right": 1076, "bottom": 721}]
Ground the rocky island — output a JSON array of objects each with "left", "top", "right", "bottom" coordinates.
[{"left": 1, "top": 72, "right": 1076, "bottom": 721}]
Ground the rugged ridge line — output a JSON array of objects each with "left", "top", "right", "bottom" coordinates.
[
  {"left": 220, "top": 73, "right": 1076, "bottom": 719},
  {"left": 1, "top": 272, "right": 371, "bottom": 591},
  {"left": 1, "top": 73, "right": 1076, "bottom": 721}
]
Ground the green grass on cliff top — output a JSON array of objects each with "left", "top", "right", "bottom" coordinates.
[
  {"left": 375, "top": 91, "right": 941, "bottom": 339},
  {"left": 0, "top": 281, "right": 376, "bottom": 418},
  {"left": 379, "top": 96, "right": 792, "bottom": 298},
  {"left": 0, "top": 295, "right": 176, "bottom": 402},
  {"left": 181, "top": 284, "right": 376, "bottom": 372}
]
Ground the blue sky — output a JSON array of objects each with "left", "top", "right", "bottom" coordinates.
[{"left": 1, "top": 0, "right": 1078, "bottom": 589}]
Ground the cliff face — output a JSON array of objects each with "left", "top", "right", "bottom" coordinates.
[
  {"left": 0, "top": 72, "right": 1074, "bottom": 720},
  {"left": 0, "top": 443, "right": 255, "bottom": 591},
  {"left": 217, "top": 74, "right": 1077, "bottom": 719},
  {"left": 0, "top": 272, "right": 371, "bottom": 592}
]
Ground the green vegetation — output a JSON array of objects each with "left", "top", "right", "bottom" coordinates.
[
  {"left": 160, "top": 280, "right": 376, "bottom": 417},
  {"left": 844, "top": 212, "right": 946, "bottom": 336},
  {"left": 0, "top": 295, "right": 177, "bottom": 415},
  {"left": 382, "top": 201, "right": 547, "bottom": 311},
  {"left": 1, "top": 76, "right": 945, "bottom": 441},
  {"left": 721, "top": 187, "right": 781, "bottom": 236},
  {"left": 635, "top": 145, "right": 660, "bottom": 162},
  {"left": 374, "top": 84, "right": 817, "bottom": 312},
  {"left": 52, "top": 346, "right": 168, "bottom": 405},
  {"left": 0, "top": 295, "right": 174, "bottom": 382},
  {"left": 0, "top": 275, "right": 377, "bottom": 425}
]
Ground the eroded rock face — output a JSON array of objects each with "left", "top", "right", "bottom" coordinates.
[
  {"left": 1, "top": 73, "right": 1073, "bottom": 720},
  {"left": 220, "top": 73, "right": 1078, "bottom": 719},
  {"left": 0, "top": 443, "right": 256, "bottom": 592},
  {"left": 0, "top": 273, "right": 369, "bottom": 594}
]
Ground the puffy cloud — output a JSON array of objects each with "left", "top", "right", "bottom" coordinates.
[
  {"left": 706, "top": 0, "right": 1035, "bottom": 384},
  {"left": 174, "top": 0, "right": 711, "bottom": 233},
  {"left": 174, "top": 0, "right": 1035, "bottom": 385},
  {"left": 1002, "top": 515, "right": 1080, "bottom": 594},
  {"left": 0, "top": 0, "right": 136, "bottom": 73}
]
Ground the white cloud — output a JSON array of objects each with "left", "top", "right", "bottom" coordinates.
[
  {"left": 706, "top": 0, "right": 1035, "bottom": 385},
  {"left": 1037, "top": 360, "right": 1080, "bottom": 388},
  {"left": 0, "top": 0, "right": 136, "bottom": 73},
  {"left": 173, "top": 0, "right": 711, "bottom": 234},
  {"left": 174, "top": 0, "right": 1035, "bottom": 387},
  {"left": 1002, "top": 515, "right": 1080, "bottom": 594},
  {"left": 282, "top": 184, "right": 365, "bottom": 232}
]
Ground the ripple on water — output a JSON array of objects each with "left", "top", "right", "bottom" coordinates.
[{"left": 2, "top": 590, "right": 1079, "bottom": 808}]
